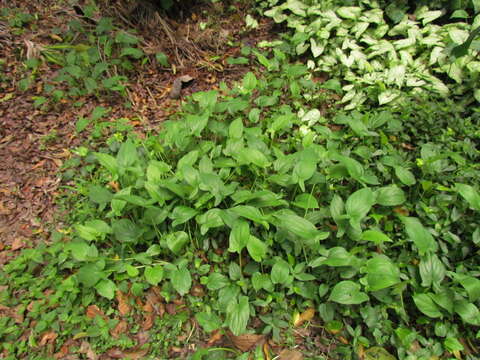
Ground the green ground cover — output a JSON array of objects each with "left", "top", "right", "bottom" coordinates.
[{"left": 1, "top": 0, "right": 480, "bottom": 359}]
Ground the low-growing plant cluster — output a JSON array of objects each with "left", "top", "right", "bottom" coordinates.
[
  {"left": 2, "top": 0, "right": 480, "bottom": 359},
  {"left": 258, "top": 0, "right": 480, "bottom": 109}
]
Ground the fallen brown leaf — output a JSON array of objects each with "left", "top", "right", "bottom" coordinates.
[
  {"left": 39, "top": 331, "right": 58, "bottom": 346},
  {"left": 110, "top": 319, "right": 128, "bottom": 338},
  {"left": 86, "top": 305, "right": 106, "bottom": 319},
  {"left": 142, "top": 313, "right": 155, "bottom": 331},
  {"left": 79, "top": 341, "right": 97, "bottom": 360},
  {"left": 107, "top": 347, "right": 149, "bottom": 359},
  {"left": 207, "top": 329, "right": 223, "bottom": 346},
  {"left": 228, "top": 332, "right": 266, "bottom": 352},
  {"left": 293, "top": 308, "right": 315, "bottom": 327},
  {"left": 190, "top": 284, "right": 205, "bottom": 297},
  {"left": 278, "top": 349, "right": 303, "bottom": 360},
  {"left": 116, "top": 290, "right": 131, "bottom": 316},
  {"left": 11, "top": 238, "right": 24, "bottom": 251}
]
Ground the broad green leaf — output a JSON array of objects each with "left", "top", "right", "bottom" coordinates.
[
  {"left": 252, "top": 272, "right": 274, "bottom": 292},
  {"left": 455, "top": 300, "right": 480, "bottom": 325},
  {"left": 126, "top": 264, "right": 139, "bottom": 277},
  {"left": 366, "top": 255, "right": 401, "bottom": 291},
  {"left": 273, "top": 211, "right": 319, "bottom": 239},
  {"left": 228, "top": 219, "right": 250, "bottom": 253},
  {"left": 75, "top": 220, "right": 111, "bottom": 241},
  {"left": 458, "top": 276, "right": 480, "bottom": 302},
  {"left": 236, "top": 148, "right": 270, "bottom": 168},
  {"left": 112, "top": 219, "right": 143, "bottom": 243},
  {"left": 88, "top": 185, "right": 113, "bottom": 204},
  {"left": 230, "top": 206, "right": 269, "bottom": 228},
  {"left": 171, "top": 266, "right": 191, "bottom": 296},
  {"left": 375, "top": 186, "right": 405, "bottom": 206},
  {"left": 419, "top": 254, "right": 445, "bottom": 290},
  {"left": 95, "top": 279, "right": 116, "bottom": 300},
  {"left": 332, "top": 154, "right": 364, "bottom": 182},
  {"left": 117, "top": 139, "right": 138, "bottom": 168},
  {"left": 345, "top": 188, "right": 376, "bottom": 223},
  {"left": 293, "top": 148, "right": 317, "bottom": 189},
  {"left": 229, "top": 118, "right": 244, "bottom": 139},
  {"left": 328, "top": 281, "right": 368, "bottom": 305},
  {"left": 77, "top": 263, "right": 104, "bottom": 287},
  {"left": 402, "top": 217, "right": 438, "bottom": 255},
  {"left": 394, "top": 166, "right": 416, "bottom": 186},
  {"left": 95, "top": 153, "right": 118, "bottom": 175},
  {"left": 247, "top": 235, "right": 267, "bottom": 262},
  {"left": 144, "top": 265, "right": 164, "bottom": 285},
  {"left": 196, "top": 209, "right": 224, "bottom": 235},
  {"left": 321, "top": 247, "right": 356, "bottom": 267},
  {"left": 430, "top": 289, "right": 454, "bottom": 314},
  {"left": 227, "top": 296, "right": 250, "bottom": 336},
  {"left": 165, "top": 231, "right": 190, "bottom": 255},
  {"left": 242, "top": 72, "right": 257, "bottom": 92},
  {"left": 361, "top": 230, "right": 392, "bottom": 244},
  {"left": 413, "top": 293, "right": 442, "bottom": 318},
  {"left": 120, "top": 47, "right": 144, "bottom": 59},
  {"left": 195, "top": 312, "right": 222, "bottom": 333},
  {"left": 206, "top": 273, "right": 230, "bottom": 291},
  {"left": 455, "top": 183, "right": 480, "bottom": 211},
  {"left": 147, "top": 160, "right": 171, "bottom": 182},
  {"left": 271, "top": 260, "right": 290, "bottom": 285},
  {"left": 170, "top": 206, "right": 198, "bottom": 227},
  {"left": 293, "top": 193, "right": 319, "bottom": 209},
  {"left": 68, "top": 241, "right": 90, "bottom": 261}
]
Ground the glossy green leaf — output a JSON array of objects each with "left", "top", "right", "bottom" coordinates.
[
  {"left": 171, "top": 266, "right": 192, "bottom": 296},
  {"left": 271, "top": 260, "right": 290, "bottom": 285},
  {"left": 227, "top": 296, "right": 250, "bottom": 336},
  {"left": 247, "top": 235, "right": 267, "bottom": 262},
  {"left": 144, "top": 265, "right": 164, "bottom": 285},
  {"left": 329, "top": 281, "right": 368, "bottom": 305},
  {"left": 228, "top": 219, "right": 250, "bottom": 253},
  {"left": 413, "top": 293, "right": 442, "bottom": 318},
  {"left": 375, "top": 186, "right": 405, "bottom": 206},
  {"left": 95, "top": 279, "right": 116, "bottom": 300},
  {"left": 361, "top": 230, "right": 392, "bottom": 244},
  {"left": 366, "top": 255, "right": 401, "bottom": 291},
  {"left": 419, "top": 254, "right": 445, "bottom": 290},
  {"left": 456, "top": 183, "right": 480, "bottom": 211},
  {"left": 394, "top": 166, "right": 416, "bottom": 186},
  {"left": 273, "top": 211, "right": 319, "bottom": 239},
  {"left": 345, "top": 187, "right": 376, "bottom": 222},
  {"left": 402, "top": 217, "right": 438, "bottom": 255},
  {"left": 454, "top": 299, "right": 480, "bottom": 325}
]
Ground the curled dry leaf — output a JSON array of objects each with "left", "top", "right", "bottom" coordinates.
[
  {"left": 169, "top": 75, "right": 194, "bottom": 99},
  {"left": 206, "top": 329, "right": 223, "bottom": 346},
  {"left": 11, "top": 238, "right": 24, "bottom": 251},
  {"left": 278, "top": 349, "right": 304, "bottom": 360},
  {"left": 116, "top": 290, "right": 131, "bottom": 316},
  {"left": 110, "top": 319, "right": 128, "bottom": 338},
  {"left": 107, "top": 347, "right": 149, "bottom": 359},
  {"left": 86, "top": 305, "right": 106, "bottom": 319},
  {"left": 293, "top": 308, "right": 315, "bottom": 327},
  {"left": 228, "top": 332, "right": 266, "bottom": 352},
  {"left": 190, "top": 284, "right": 205, "bottom": 297},
  {"left": 142, "top": 313, "right": 155, "bottom": 331},
  {"left": 39, "top": 331, "right": 58, "bottom": 346},
  {"left": 79, "top": 341, "right": 98, "bottom": 360}
]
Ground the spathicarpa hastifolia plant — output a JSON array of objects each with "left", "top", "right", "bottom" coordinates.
[{"left": 60, "top": 45, "right": 480, "bottom": 358}]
